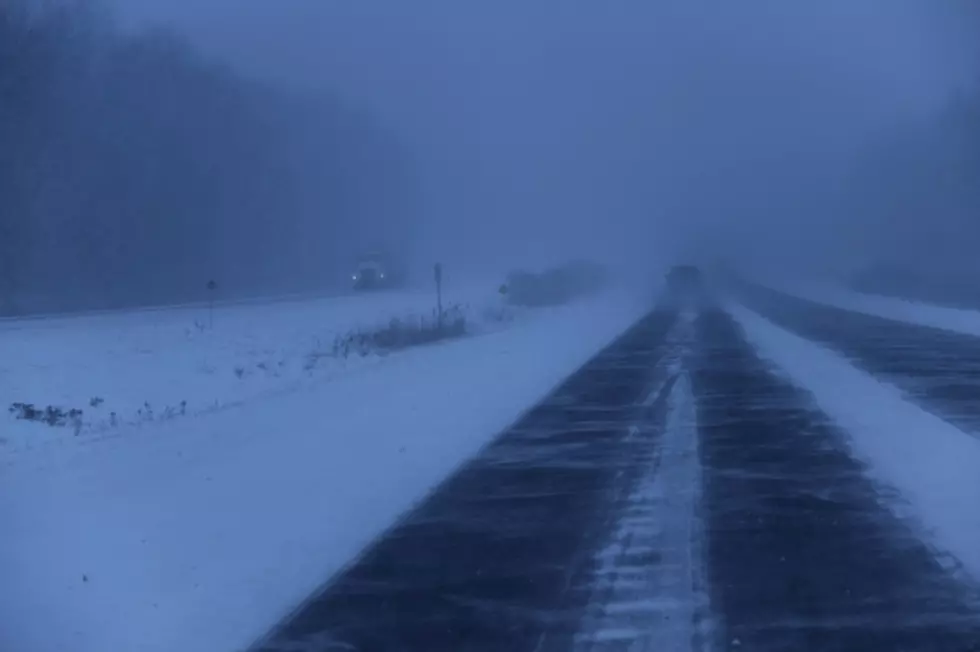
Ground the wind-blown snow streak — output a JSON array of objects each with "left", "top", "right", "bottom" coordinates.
[
  {"left": 573, "top": 311, "right": 713, "bottom": 651},
  {"left": 731, "top": 303, "right": 980, "bottom": 586}
]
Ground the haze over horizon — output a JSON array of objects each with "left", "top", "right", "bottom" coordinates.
[
  {"left": 2, "top": 0, "right": 977, "bottom": 317},
  {"left": 109, "top": 1, "right": 977, "bottom": 277}
]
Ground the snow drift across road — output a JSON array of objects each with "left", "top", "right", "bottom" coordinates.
[
  {"left": 731, "top": 303, "right": 980, "bottom": 587},
  {"left": 574, "top": 310, "right": 711, "bottom": 652},
  {"left": 0, "top": 286, "right": 651, "bottom": 652}
]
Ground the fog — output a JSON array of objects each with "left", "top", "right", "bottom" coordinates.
[{"left": 2, "top": 1, "right": 977, "bottom": 313}]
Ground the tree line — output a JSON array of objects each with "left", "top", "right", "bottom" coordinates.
[
  {"left": 0, "top": 1, "right": 419, "bottom": 315},
  {"left": 844, "top": 84, "right": 980, "bottom": 275}
]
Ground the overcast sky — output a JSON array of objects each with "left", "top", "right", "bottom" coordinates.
[{"left": 110, "top": 0, "right": 980, "bottom": 274}]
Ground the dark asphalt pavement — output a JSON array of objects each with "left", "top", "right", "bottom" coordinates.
[{"left": 251, "top": 290, "right": 980, "bottom": 652}]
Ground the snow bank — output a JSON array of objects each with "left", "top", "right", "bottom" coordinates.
[
  {"left": 731, "top": 303, "right": 980, "bottom": 586},
  {"left": 762, "top": 280, "right": 980, "bottom": 338},
  {"left": 0, "top": 286, "right": 651, "bottom": 652}
]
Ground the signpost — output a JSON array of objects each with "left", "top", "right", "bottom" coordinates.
[
  {"left": 434, "top": 263, "right": 443, "bottom": 329},
  {"left": 207, "top": 279, "right": 217, "bottom": 329}
]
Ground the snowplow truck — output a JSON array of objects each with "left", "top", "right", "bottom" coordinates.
[{"left": 351, "top": 253, "right": 404, "bottom": 291}]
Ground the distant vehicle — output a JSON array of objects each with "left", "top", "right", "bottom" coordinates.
[
  {"left": 351, "top": 252, "right": 403, "bottom": 291},
  {"left": 666, "top": 265, "right": 703, "bottom": 290},
  {"left": 664, "top": 264, "right": 706, "bottom": 305},
  {"left": 500, "top": 260, "right": 608, "bottom": 307}
]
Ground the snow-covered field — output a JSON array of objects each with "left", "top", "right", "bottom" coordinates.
[
  {"left": 763, "top": 279, "right": 980, "bottom": 337},
  {"left": 731, "top": 303, "right": 980, "bottom": 585},
  {"left": 0, "top": 281, "right": 653, "bottom": 652},
  {"left": 1, "top": 280, "right": 521, "bottom": 454}
]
